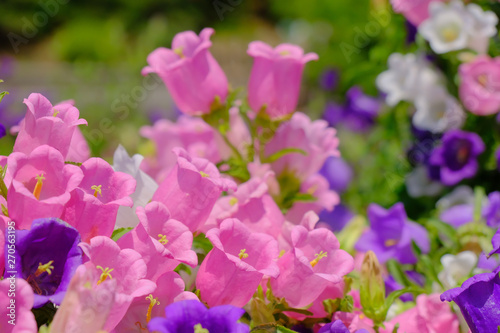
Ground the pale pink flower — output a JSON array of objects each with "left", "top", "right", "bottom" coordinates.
[{"left": 0, "top": 278, "right": 37, "bottom": 333}]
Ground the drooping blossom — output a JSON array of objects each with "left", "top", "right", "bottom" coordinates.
[
  {"left": 355, "top": 203, "right": 430, "bottom": 264},
  {"left": 152, "top": 147, "right": 236, "bottom": 232},
  {"left": 117, "top": 201, "right": 197, "bottom": 281},
  {"left": 142, "top": 28, "right": 228, "bottom": 115},
  {"left": 61, "top": 157, "right": 136, "bottom": 242},
  {"left": 271, "top": 225, "right": 354, "bottom": 308},
  {"left": 383, "top": 294, "right": 459, "bottom": 333},
  {"left": 265, "top": 112, "right": 339, "bottom": 181},
  {"left": 429, "top": 130, "right": 485, "bottom": 186},
  {"left": 0, "top": 278, "right": 37, "bottom": 332},
  {"left": 390, "top": 0, "right": 444, "bottom": 27},
  {"left": 79, "top": 236, "right": 156, "bottom": 331},
  {"left": 148, "top": 299, "right": 250, "bottom": 333},
  {"left": 438, "top": 251, "right": 477, "bottom": 290},
  {"left": 5, "top": 145, "right": 83, "bottom": 229},
  {"left": 114, "top": 271, "right": 198, "bottom": 332},
  {"left": 13, "top": 93, "right": 87, "bottom": 158},
  {"left": 459, "top": 56, "right": 500, "bottom": 116},
  {"left": 112, "top": 145, "right": 158, "bottom": 229},
  {"left": 419, "top": 1, "right": 498, "bottom": 54},
  {"left": 247, "top": 42, "right": 318, "bottom": 119},
  {"left": 196, "top": 218, "right": 280, "bottom": 307},
  {"left": 8, "top": 218, "right": 82, "bottom": 307},
  {"left": 441, "top": 267, "right": 500, "bottom": 333},
  {"left": 49, "top": 263, "right": 117, "bottom": 333}
]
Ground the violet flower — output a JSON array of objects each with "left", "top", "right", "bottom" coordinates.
[
  {"left": 319, "top": 320, "right": 369, "bottom": 333},
  {"left": 148, "top": 299, "right": 249, "bottom": 333},
  {"left": 319, "top": 156, "right": 353, "bottom": 194},
  {"left": 317, "top": 204, "right": 354, "bottom": 232},
  {"left": 355, "top": 203, "right": 429, "bottom": 264},
  {"left": 319, "top": 68, "right": 339, "bottom": 91},
  {"left": 0, "top": 123, "right": 5, "bottom": 139},
  {"left": 429, "top": 130, "right": 485, "bottom": 186},
  {"left": 7, "top": 218, "right": 82, "bottom": 308},
  {"left": 483, "top": 191, "right": 500, "bottom": 228},
  {"left": 441, "top": 267, "right": 500, "bottom": 333}
]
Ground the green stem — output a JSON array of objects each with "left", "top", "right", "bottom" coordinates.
[
  {"left": 219, "top": 130, "right": 245, "bottom": 163},
  {"left": 0, "top": 171, "right": 7, "bottom": 199}
]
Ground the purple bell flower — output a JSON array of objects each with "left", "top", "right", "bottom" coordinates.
[
  {"left": 429, "top": 130, "right": 485, "bottom": 186},
  {"left": 355, "top": 203, "right": 429, "bottom": 264},
  {"left": 318, "top": 320, "right": 369, "bottom": 333},
  {"left": 319, "top": 156, "right": 353, "bottom": 193},
  {"left": 6, "top": 218, "right": 82, "bottom": 308},
  {"left": 148, "top": 300, "right": 249, "bottom": 333},
  {"left": 318, "top": 204, "right": 354, "bottom": 232}
]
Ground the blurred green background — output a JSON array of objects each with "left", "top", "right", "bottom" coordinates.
[{"left": 0, "top": 0, "right": 417, "bottom": 212}]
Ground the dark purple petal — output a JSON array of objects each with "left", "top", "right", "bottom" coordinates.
[
  {"left": 204, "top": 305, "right": 249, "bottom": 333},
  {"left": 148, "top": 300, "right": 207, "bottom": 333},
  {"left": 0, "top": 123, "right": 5, "bottom": 139},
  {"left": 319, "top": 69, "right": 339, "bottom": 91},
  {"left": 318, "top": 204, "right": 354, "bottom": 232}
]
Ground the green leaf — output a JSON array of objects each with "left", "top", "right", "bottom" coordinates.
[
  {"left": 386, "top": 260, "right": 412, "bottom": 287},
  {"left": 384, "top": 287, "right": 423, "bottom": 314},
  {"left": 192, "top": 233, "right": 213, "bottom": 253},
  {"left": 263, "top": 148, "right": 307, "bottom": 163},
  {"left": 340, "top": 295, "right": 354, "bottom": 313},
  {"left": 392, "top": 323, "right": 400, "bottom": 333},
  {"left": 411, "top": 240, "right": 422, "bottom": 256},
  {"left": 64, "top": 161, "right": 83, "bottom": 166},
  {"left": 291, "top": 193, "right": 317, "bottom": 203},
  {"left": 174, "top": 263, "right": 192, "bottom": 275},
  {"left": 0, "top": 91, "right": 8, "bottom": 103},
  {"left": 276, "top": 325, "right": 298, "bottom": 333},
  {"left": 111, "top": 227, "right": 133, "bottom": 241}
]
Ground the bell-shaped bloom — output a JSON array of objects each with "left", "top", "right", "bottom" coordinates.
[
  {"left": 115, "top": 271, "right": 197, "bottom": 332},
  {"left": 289, "top": 281, "right": 344, "bottom": 321},
  {"left": 65, "top": 126, "right": 90, "bottom": 163},
  {"left": 383, "top": 294, "right": 459, "bottom": 333},
  {"left": 13, "top": 93, "right": 87, "bottom": 158},
  {"left": 265, "top": 112, "right": 339, "bottom": 181},
  {"left": 0, "top": 278, "right": 37, "bottom": 332},
  {"left": 390, "top": 0, "right": 444, "bottom": 26},
  {"left": 80, "top": 236, "right": 156, "bottom": 331},
  {"left": 271, "top": 225, "right": 354, "bottom": 308},
  {"left": 117, "top": 201, "right": 197, "bottom": 281},
  {"left": 5, "top": 145, "right": 83, "bottom": 229},
  {"left": 112, "top": 145, "right": 158, "bottom": 229},
  {"left": 429, "top": 130, "right": 485, "bottom": 186},
  {"left": 61, "top": 157, "right": 136, "bottom": 242},
  {"left": 196, "top": 218, "right": 280, "bottom": 307},
  {"left": 140, "top": 115, "right": 222, "bottom": 182},
  {"left": 205, "top": 175, "right": 284, "bottom": 237},
  {"left": 247, "top": 41, "right": 318, "bottom": 119},
  {"left": 49, "top": 263, "right": 117, "bottom": 333},
  {"left": 285, "top": 173, "right": 339, "bottom": 224},
  {"left": 152, "top": 148, "right": 236, "bottom": 232},
  {"left": 142, "top": 28, "right": 228, "bottom": 115},
  {"left": 459, "top": 56, "right": 500, "bottom": 116},
  {"left": 148, "top": 299, "right": 249, "bottom": 333},
  {"left": 355, "top": 203, "right": 429, "bottom": 264},
  {"left": 9, "top": 218, "right": 82, "bottom": 307},
  {"left": 319, "top": 320, "right": 370, "bottom": 333}
]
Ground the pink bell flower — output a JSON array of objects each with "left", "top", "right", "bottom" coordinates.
[
  {"left": 247, "top": 42, "right": 318, "bottom": 119},
  {"left": 196, "top": 218, "right": 280, "bottom": 307},
  {"left": 0, "top": 278, "right": 37, "bottom": 332},
  {"left": 142, "top": 28, "right": 229, "bottom": 115},
  {"left": 152, "top": 148, "right": 236, "bottom": 232}
]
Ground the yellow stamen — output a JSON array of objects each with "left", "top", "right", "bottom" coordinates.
[
  {"left": 478, "top": 74, "right": 489, "bottom": 88},
  {"left": 96, "top": 266, "right": 114, "bottom": 285},
  {"left": 200, "top": 171, "right": 210, "bottom": 178},
  {"left": 441, "top": 27, "right": 459, "bottom": 42},
  {"left": 174, "top": 47, "right": 185, "bottom": 58},
  {"left": 279, "top": 50, "right": 290, "bottom": 56},
  {"left": 33, "top": 174, "right": 45, "bottom": 200},
  {"left": 53, "top": 110, "right": 59, "bottom": 117},
  {"left": 146, "top": 294, "right": 160, "bottom": 323},
  {"left": 278, "top": 249, "right": 286, "bottom": 258},
  {"left": 194, "top": 324, "right": 209, "bottom": 333},
  {"left": 238, "top": 249, "right": 249, "bottom": 259},
  {"left": 384, "top": 239, "right": 397, "bottom": 247},
  {"left": 158, "top": 234, "right": 168, "bottom": 245},
  {"left": 35, "top": 260, "right": 54, "bottom": 277},
  {"left": 229, "top": 197, "right": 238, "bottom": 206},
  {"left": 307, "top": 185, "right": 318, "bottom": 195},
  {"left": 310, "top": 251, "right": 328, "bottom": 267},
  {"left": 91, "top": 185, "right": 102, "bottom": 197}
]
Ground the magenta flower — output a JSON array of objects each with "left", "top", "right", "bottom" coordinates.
[
  {"left": 429, "top": 130, "right": 485, "bottom": 186},
  {"left": 265, "top": 112, "right": 340, "bottom": 181},
  {"left": 142, "top": 28, "right": 228, "bottom": 115},
  {"left": 196, "top": 218, "right": 280, "bottom": 307},
  {"left": 271, "top": 225, "right": 354, "bottom": 308},
  {"left": 0, "top": 278, "right": 37, "bottom": 332},
  {"left": 390, "top": 0, "right": 444, "bottom": 27},
  {"left": 459, "top": 56, "right": 500, "bottom": 116},
  {"left": 117, "top": 201, "right": 197, "bottom": 281},
  {"left": 148, "top": 299, "right": 249, "bottom": 333},
  {"left": 355, "top": 203, "right": 429, "bottom": 264},
  {"left": 247, "top": 42, "right": 318, "bottom": 119},
  {"left": 8, "top": 218, "right": 82, "bottom": 307},
  {"left": 152, "top": 148, "right": 236, "bottom": 232},
  {"left": 115, "top": 271, "right": 198, "bottom": 332},
  {"left": 61, "top": 157, "right": 136, "bottom": 242},
  {"left": 13, "top": 93, "right": 87, "bottom": 158},
  {"left": 205, "top": 176, "right": 285, "bottom": 238},
  {"left": 80, "top": 236, "right": 156, "bottom": 331},
  {"left": 5, "top": 145, "right": 83, "bottom": 229}
]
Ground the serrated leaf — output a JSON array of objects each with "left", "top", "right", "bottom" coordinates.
[{"left": 111, "top": 227, "right": 133, "bottom": 241}]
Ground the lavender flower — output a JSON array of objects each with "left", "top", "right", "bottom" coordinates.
[
  {"left": 318, "top": 320, "right": 369, "bottom": 333},
  {"left": 319, "top": 156, "right": 353, "bottom": 193}
]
